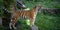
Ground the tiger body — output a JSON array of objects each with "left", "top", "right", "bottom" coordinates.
[{"left": 9, "top": 5, "right": 41, "bottom": 29}]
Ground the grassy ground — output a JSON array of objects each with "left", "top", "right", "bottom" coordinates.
[
  {"left": 0, "top": 13, "right": 60, "bottom": 30},
  {"left": 35, "top": 13, "right": 60, "bottom": 30}
]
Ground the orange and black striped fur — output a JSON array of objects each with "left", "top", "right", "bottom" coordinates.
[{"left": 9, "top": 5, "right": 41, "bottom": 29}]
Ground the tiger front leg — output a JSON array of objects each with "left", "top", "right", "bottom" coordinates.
[
  {"left": 30, "top": 19, "right": 35, "bottom": 27},
  {"left": 30, "top": 18, "right": 38, "bottom": 30}
]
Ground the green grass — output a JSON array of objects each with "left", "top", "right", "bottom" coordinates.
[
  {"left": 1, "top": 13, "right": 60, "bottom": 30},
  {"left": 35, "top": 13, "right": 60, "bottom": 30},
  {"left": 0, "top": 13, "right": 60, "bottom": 30}
]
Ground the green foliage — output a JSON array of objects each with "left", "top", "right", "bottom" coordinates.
[
  {"left": 0, "top": 0, "right": 4, "bottom": 17},
  {"left": 22, "top": 0, "right": 60, "bottom": 8}
]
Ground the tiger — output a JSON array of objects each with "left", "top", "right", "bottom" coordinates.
[{"left": 9, "top": 5, "right": 41, "bottom": 29}]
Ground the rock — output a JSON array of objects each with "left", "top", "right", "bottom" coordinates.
[{"left": 31, "top": 25, "right": 38, "bottom": 30}]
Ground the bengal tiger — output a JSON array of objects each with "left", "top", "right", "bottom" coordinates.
[{"left": 9, "top": 5, "right": 41, "bottom": 29}]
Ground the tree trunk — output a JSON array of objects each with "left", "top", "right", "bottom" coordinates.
[{"left": 2, "top": 0, "right": 16, "bottom": 30}]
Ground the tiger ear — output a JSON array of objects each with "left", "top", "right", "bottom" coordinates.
[
  {"left": 34, "top": 6, "right": 36, "bottom": 8},
  {"left": 33, "top": 6, "right": 36, "bottom": 9}
]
